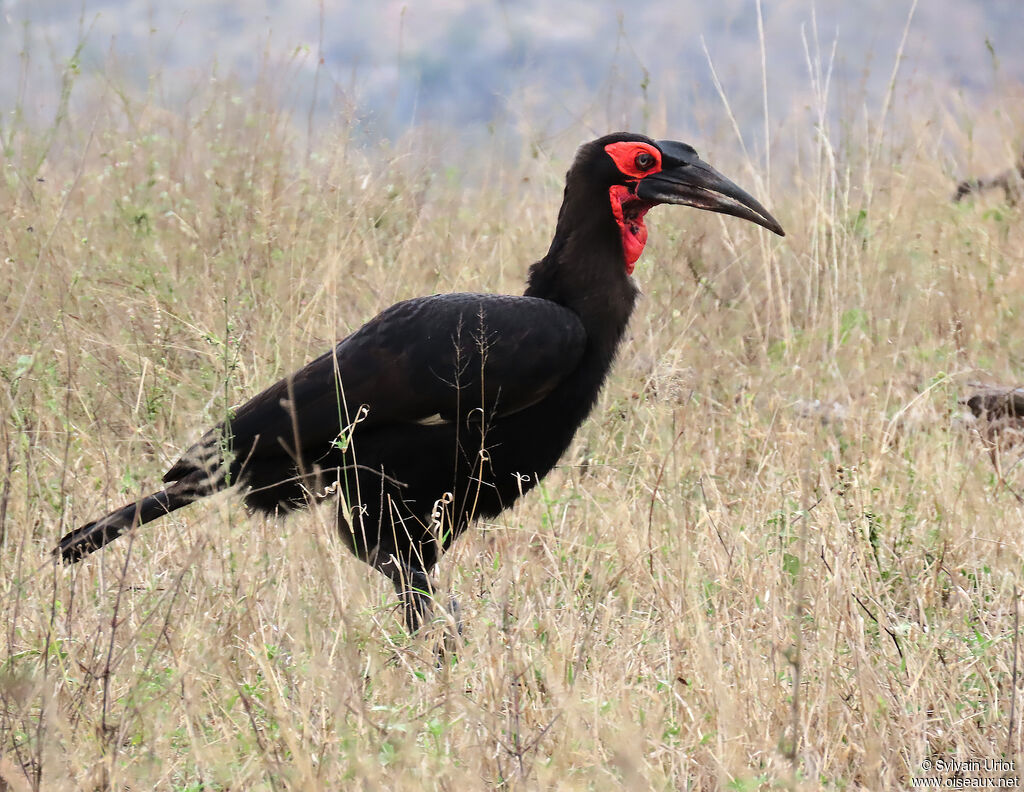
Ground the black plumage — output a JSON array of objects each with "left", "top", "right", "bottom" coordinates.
[
  {"left": 58, "top": 133, "right": 784, "bottom": 630},
  {"left": 953, "top": 148, "right": 1024, "bottom": 204}
]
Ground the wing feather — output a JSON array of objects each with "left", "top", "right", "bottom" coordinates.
[{"left": 164, "top": 294, "right": 586, "bottom": 482}]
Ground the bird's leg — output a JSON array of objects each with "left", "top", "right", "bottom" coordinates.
[
  {"left": 372, "top": 555, "right": 462, "bottom": 662},
  {"left": 373, "top": 555, "right": 436, "bottom": 633},
  {"left": 447, "top": 595, "right": 463, "bottom": 637},
  {"left": 399, "top": 567, "right": 436, "bottom": 634}
]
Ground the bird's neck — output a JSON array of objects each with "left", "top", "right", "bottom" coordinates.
[{"left": 524, "top": 198, "right": 639, "bottom": 359}]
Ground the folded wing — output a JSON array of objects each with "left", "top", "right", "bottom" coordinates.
[{"left": 163, "top": 293, "right": 587, "bottom": 483}]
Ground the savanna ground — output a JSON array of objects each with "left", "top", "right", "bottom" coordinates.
[{"left": 2, "top": 50, "right": 1024, "bottom": 792}]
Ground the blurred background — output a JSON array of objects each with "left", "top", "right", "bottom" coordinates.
[{"left": 2, "top": 0, "right": 1022, "bottom": 155}]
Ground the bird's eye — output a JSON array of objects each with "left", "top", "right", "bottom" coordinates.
[{"left": 635, "top": 151, "right": 655, "bottom": 170}]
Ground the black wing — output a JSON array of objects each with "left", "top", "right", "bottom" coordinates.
[{"left": 164, "top": 293, "right": 586, "bottom": 481}]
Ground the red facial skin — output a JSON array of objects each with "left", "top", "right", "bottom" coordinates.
[
  {"left": 604, "top": 141, "right": 663, "bottom": 179},
  {"left": 603, "top": 142, "right": 663, "bottom": 273}
]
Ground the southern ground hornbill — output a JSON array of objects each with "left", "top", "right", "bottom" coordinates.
[{"left": 57, "top": 133, "right": 784, "bottom": 632}]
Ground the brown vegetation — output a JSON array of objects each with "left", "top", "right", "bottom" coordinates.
[{"left": 2, "top": 69, "right": 1024, "bottom": 789}]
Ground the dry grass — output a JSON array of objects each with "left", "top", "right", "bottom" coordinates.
[{"left": 3, "top": 62, "right": 1024, "bottom": 791}]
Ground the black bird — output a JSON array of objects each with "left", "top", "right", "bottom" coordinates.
[
  {"left": 953, "top": 148, "right": 1024, "bottom": 204},
  {"left": 57, "top": 133, "right": 784, "bottom": 631}
]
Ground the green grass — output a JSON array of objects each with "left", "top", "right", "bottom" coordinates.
[{"left": 2, "top": 56, "right": 1024, "bottom": 790}]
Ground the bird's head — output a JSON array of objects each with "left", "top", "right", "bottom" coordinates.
[{"left": 571, "top": 133, "right": 785, "bottom": 274}]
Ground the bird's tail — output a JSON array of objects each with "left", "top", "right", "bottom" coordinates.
[{"left": 56, "top": 484, "right": 196, "bottom": 564}]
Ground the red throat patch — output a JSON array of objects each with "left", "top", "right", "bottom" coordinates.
[{"left": 608, "top": 185, "right": 651, "bottom": 274}]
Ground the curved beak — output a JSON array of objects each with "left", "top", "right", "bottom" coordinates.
[{"left": 636, "top": 140, "right": 785, "bottom": 237}]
